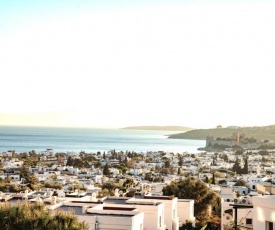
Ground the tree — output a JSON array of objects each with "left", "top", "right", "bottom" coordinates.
[
  {"left": 232, "top": 156, "right": 249, "bottom": 175},
  {"left": 20, "top": 164, "right": 30, "bottom": 179},
  {"left": 103, "top": 164, "right": 110, "bottom": 176},
  {"left": 101, "top": 182, "right": 124, "bottom": 196},
  {"left": 49, "top": 173, "right": 57, "bottom": 179},
  {"left": 123, "top": 178, "right": 134, "bottom": 189},
  {"left": 26, "top": 175, "right": 39, "bottom": 190},
  {"left": 232, "top": 157, "right": 242, "bottom": 174},
  {"left": 160, "top": 168, "right": 169, "bottom": 175},
  {"left": 66, "top": 156, "right": 73, "bottom": 166},
  {"left": 28, "top": 150, "right": 37, "bottom": 159},
  {"left": 234, "top": 179, "right": 246, "bottom": 187},
  {"left": 145, "top": 172, "right": 152, "bottom": 181},
  {"left": 162, "top": 177, "right": 220, "bottom": 223},
  {"left": 97, "top": 188, "right": 109, "bottom": 198},
  {"left": 242, "top": 157, "right": 248, "bottom": 174},
  {"left": 126, "top": 159, "right": 134, "bottom": 168},
  {"left": 178, "top": 155, "right": 183, "bottom": 167},
  {"left": 222, "top": 154, "right": 229, "bottom": 162},
  {"left": 215, "top": 171, "right": 225, "bottom": 178},
  {"left": 235, "top": 148, "right": 244, "bottom": 155},
  {"left": 211, "top": 173, "right": 216, "bottom": 185}
]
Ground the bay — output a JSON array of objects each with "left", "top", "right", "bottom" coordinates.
[{"left": 0, "top": 126, "right": 205, "bottom": 153}]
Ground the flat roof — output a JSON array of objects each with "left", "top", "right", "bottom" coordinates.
[
  {"left": 125, "top": 199, "right": 162, "bottom": 205},
  {"left": 103, "top": 206, "right": 136, "bottom": 211},
  {"left": 144, "top": 195, "right": 175, "bottom": 200},
  {"left": 58, "top": 206, "right": 83, "bottom": 215},
  {"left": 86, "top": 209, "right": 138, "bottom": 217},
  {"left": 82, "top": 213, "right": 136, "bottom": 217},
  {"left": 104, "top": 198, "right": 128, "bottom": 205},
  {"left": 254, "top": 195, "right": 275, "bottom": 200}
]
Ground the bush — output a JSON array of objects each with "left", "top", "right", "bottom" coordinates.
[{"left": 0, "top": 202, "right": 88, "bottom": 230}]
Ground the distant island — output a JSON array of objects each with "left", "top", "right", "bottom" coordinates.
[
  {"left": 122, "top": 126, "right": 194, "bottom": 132},
  {"left": 168, "top": 125, "right": 275, "bottom": 141}
]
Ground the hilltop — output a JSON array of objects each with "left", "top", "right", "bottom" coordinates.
[
  {"left": 168, "top": 125, "right": 275, "bottom": 141},
  {"left": 122, "top": 126, "right": 194, "bottom": 132}
]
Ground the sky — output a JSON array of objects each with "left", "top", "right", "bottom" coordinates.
[{"left": 0, "top": 0, "right": 275, "bottom": 129}]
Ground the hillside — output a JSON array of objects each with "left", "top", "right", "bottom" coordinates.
[
  {"left": 168, "top": 125, "right": 275, "bottom": 141},
  {"left": 123, "top": 126, "right": 194, "bottom": 132}
]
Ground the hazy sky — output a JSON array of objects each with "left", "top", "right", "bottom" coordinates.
[{"left": 1, "top": 0, "right": 275, "bottom": 128}]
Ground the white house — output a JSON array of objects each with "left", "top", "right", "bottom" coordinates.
[
  {"left": 252, "top": 195, "right": 275, "bottom": 230},
  {"left": 125, "top": 199, "right": 165, "bottom": 230},
  {"left": 0, "top": 173, "right": 20, "bottom": 181},
  {"left": 41, "top": 149, "right": 54, "bottom": 156},
  {"left": 81, "top": 207, "right": 144, "bottom": 230},
  {"left": 129, "top": 168, "right": 143, "bottom": 176},
  {"left": 141, "top": 195, "right": 179, "bottom": 230},
  {"left": 109, "top": 168, "right": 120, "bottom": 175}
]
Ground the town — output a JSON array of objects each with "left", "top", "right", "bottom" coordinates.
[{"left": 0, "top": 135, "right": 275, "bottom": 230}]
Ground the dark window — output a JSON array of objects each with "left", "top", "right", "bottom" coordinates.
[
  {"left": 246, "top": 218, "right": 252, "bottom": 225},
  {"left": 266, "top": 221, "right": 273, "bottom": 230}
]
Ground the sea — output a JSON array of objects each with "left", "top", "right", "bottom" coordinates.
[{"left": 0, "top": 126, "right": 205, "bottom": 153}]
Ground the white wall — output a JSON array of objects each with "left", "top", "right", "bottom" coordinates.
[
  {"left": 177, "top": 199, "right": 195, "bottom": 227},
  {"left": 125, "top": 199, "right": 165, "bottom": 230},
  {"left": 252, "top": 196, "right": 275, "bottom": 230},
  {"left": 134, "top": 196, "right": 178, "bottom": 230},
  {"left": 78, "top": 212, "right": 144, "bottom": 230},
  {"left": 132, "top": 203, "right": 164, "bottom": 230}
]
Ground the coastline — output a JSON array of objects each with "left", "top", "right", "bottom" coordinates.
[{"left": 0, "top": 126, "right": 205, "bottom": 153}]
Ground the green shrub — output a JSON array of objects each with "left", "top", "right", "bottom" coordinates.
[{"left": 0, "top": 201, "right": 88, "bottom": 230}]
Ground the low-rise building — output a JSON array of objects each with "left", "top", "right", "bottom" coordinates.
[
  {"left": 60, "top": 202, "right": 144, "bottom": 230},
  {"left": 252, "top": 195, "right": 275, "bottom": 230}
]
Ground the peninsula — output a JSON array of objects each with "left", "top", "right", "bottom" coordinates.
[
  {"left": 168, "top": 125, "right": 275, "bottom": 141},
  {"left": 123, "top": 126, "right": 194, "bottom": 132}
]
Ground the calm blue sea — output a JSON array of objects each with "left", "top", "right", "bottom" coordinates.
[{"left": 0, "top": 126, "right": 205, "bottom": 153}]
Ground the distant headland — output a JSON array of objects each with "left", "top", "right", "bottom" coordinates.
[
  {"left": 168, "top": 125, "right": 275, "bottom": 141},
  {"left": 122, "top": 126, "right": 194, "bottom": 132}
]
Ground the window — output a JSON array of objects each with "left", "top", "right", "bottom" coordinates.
[
  {"left": 246, "top": 218, "right": 252, "bottom": 225},
  {"left": 266, "top": 221, "right": 273, "bottom": 230},
  {"left": 159, "top": 216, "right": 162, "bottom": 227}
]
